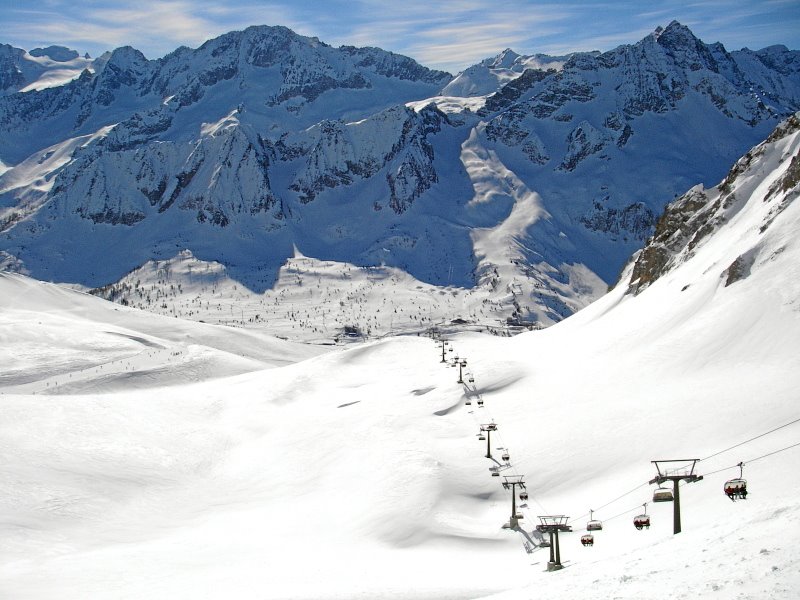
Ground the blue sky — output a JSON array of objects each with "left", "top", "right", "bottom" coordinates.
[{"left": 1, "top": 0, "right": 798, "bottom": 73}]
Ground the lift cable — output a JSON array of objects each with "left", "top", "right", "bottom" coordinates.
[
  {"left": 570, "top": 418, "right": 800, "bottom": 525},
  {"left": 700, "top": 416, "right": 800, "bottom": 462},
  {"left": 702, "top": 440, "right": 800, "bottom": 477},
  {"left": 569, "top": 481, "right": 649, "bottom": 525},
  {"left": 604, "top": 502, "right": 646, "bottom": 523}
]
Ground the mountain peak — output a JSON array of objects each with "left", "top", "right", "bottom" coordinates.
[
  {"left": 104, "top": 45, "right": 149, "bottom": 68},
  {"left": 492, "top": 48, "right": 521, "bottom": 68},
  {"left": 657, "top": 20, "right": 701, "bottom": 49}
]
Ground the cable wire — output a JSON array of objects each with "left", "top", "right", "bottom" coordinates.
[
  {"left": 702, "top": 440, "right": 800, "bottom": 477},
  {"left": 701, "top": 416, "right": 800, "bottom": 461},
  {"left": 605, "top": 503, "right": 645, "bottom": 523},
  {"left": 568, "top": 480, "right": 649, "bottom": 525}
]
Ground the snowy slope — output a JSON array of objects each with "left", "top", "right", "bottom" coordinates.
[
  {"left": 0, "top": 272, "right": 326, "bottom": 393},
  {"left": 441, "top": 48, "right": 568, "bottom": 98},
  {"left": 0, "top": 44, "right": 94, "bottom": 96},
  {"left": 1, "top": 114, "right": 799, "bottom": 598},
  {"left": 83, "top": 249, "right": 522, "bottom": 343}
]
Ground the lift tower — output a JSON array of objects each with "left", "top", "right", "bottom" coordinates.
[
  {"left": 479, "top": 423, "right": 497, "bottom": 459},
  {"left": 502, "top": 476, "right": 526, "bottom": 528},
  {"left": 536, "top": 516, "right": 572, "bottom": 571},
  {"left": 649, "top": 459, "right": 703, "bottom": 534},
  {"left": 439, "top": 339, "right": 450, "bottom": 363}
]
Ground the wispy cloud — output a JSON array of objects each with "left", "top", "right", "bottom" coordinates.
[
  {"left": 5, "top": 1, "right": 224, "bottom": 57},
  {"left": 0, "top": 0, "right": 797, "bottom": 70},
  {"left": 331, "top": 1, "right": 575, "bottom": 72}
]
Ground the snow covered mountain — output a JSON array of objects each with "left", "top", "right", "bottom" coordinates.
[
  {"left": 1, "top": 22, "right": 799, "bottom": 333},
  {"left": 1, "top": 110, "right": 798, "bottom": 599},
  {"left": 0, "top": 44, "right": 96, "bottom": 96},
  {"left": 440, "top": 47, "right": 569, "bottom": 97}
]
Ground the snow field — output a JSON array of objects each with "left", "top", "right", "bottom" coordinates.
[
  {"left": 1, "top": 257, "right": 798, "bottom": 598},
  {"left": 1, "top": 117, "right": 799, "bottom": 598},
  {"left": 1, "top": 329, "right": 536, "bottom": 599}
]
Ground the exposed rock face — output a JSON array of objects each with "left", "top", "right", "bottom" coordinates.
[
  {"left": 0, "top": 45, "right": 26, "bottom": 92},
  {"left": 628, "top": 186, "right": 714, "bottom": 292},
  {"left": 580, "top": 201, "right": 657, "bottom": 241},
  {"left": 559, "top": 121, "right": 610, "bottom": 171},
  {"left": 627, "top": 112, "right": 800, "bottom": 294},
  {"left": 52, "top": 114, "right": 282, "bottom": 228},
  {"left": 286, "top": 104, "right": 446, "bottom": 212}
]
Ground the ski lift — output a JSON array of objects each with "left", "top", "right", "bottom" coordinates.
[
  {"left": 586, "top": 509, "right": 603, "bottom": 531},
  {"left": 581, "top": 534, "right": 594, "bottom": 546},
  {"left": 468, "top": 376, "right": 475, "bottom": 383},
  {"left": 465, "top": 397, "right": 472, "bottom": 405},
  {"left": 519, "top": 491, "right": 529, "bottom": 501},
  {"left": 515, "top": 512, "right": 524, "bottom": 520},
  {"left": 478, "top": 433, "right": 486, "bottom": 440},
  {"left": 501, "top": 451, "right": 510, "bottom": 463},
  {"left": 633, "top": 503, "right": 650, "bottom": 530},
  {"left": 477, "top": 398, "right": 484, "bottom": 407},
  {"left": 492, "top": 471, "right": 500, "bottom": 477},
  {"left": 724, "top": 462, "right": 748, "bottom": 501},
  {"left": 653, "top": 486, "right": 674, "bottom": 503}
]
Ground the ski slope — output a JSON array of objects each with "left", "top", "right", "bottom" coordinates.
[{"left": 1, "top": 121, "right": 800, "bottom": 598}]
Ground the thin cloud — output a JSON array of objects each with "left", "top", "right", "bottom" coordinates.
[{"left": 0, "top": 0, "right": 796, "bottom": 70}]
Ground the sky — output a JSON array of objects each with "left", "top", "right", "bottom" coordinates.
[{"left": 1, "top": 0, "right": 799, "bottom": 73}]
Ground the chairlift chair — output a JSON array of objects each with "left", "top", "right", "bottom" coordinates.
[
  {"left": 653, "top": 486, "right": 674, "bottom": 502},
  {"left": 586, "top": 510, "right": 603, "bottom": 531},
  {"left": 477, "top": 399, "right": 484, "bottom": 407},
  {"left": 468, "top": 376, "right": 475, "bottom": 383},
  {"left": 633, "top": 503, "right": 650, "bottom": 530},
  {"left": 478, "top": 433, "right": 486, "bottom": 440},
  {"left": 501, "top": 451, "right": 510, "bottom": 463},
  {"left": 519, "top": 491, "right": 529, "bottom": 501},
  {"left": 515, "top": 512, "right": 524, "bottom": 520},
  {"left": 580, "top": 534, "right": 594, "bottom": 546},
  {"left": 633, "top": 514, "right": 651, "bottom": 530},
  {"left": 492, "top": 471, "right": 500, "bottom": 477},
  {"left": 724, "top": 478, "right": 747, "bottom": 500},
  {"left": 724, "top": 462, "right": 748, "bottom": 501}
]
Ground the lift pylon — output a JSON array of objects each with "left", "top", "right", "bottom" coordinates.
[
  {"left": 501, "top": 476, "right": 526, "bottom": 528},
  {"left": 536, "top": 515, "right": 572, "bottom": 571},
  {"left": 479, "top": 422, "right": 497, "bottom": 458},
  {"left": 649, "top": 459, "right": 703, "bottom": 534}
]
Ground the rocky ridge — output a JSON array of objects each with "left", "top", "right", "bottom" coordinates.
[{"left": 628, "top": 112, "right": 800, "bottom": 294}]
